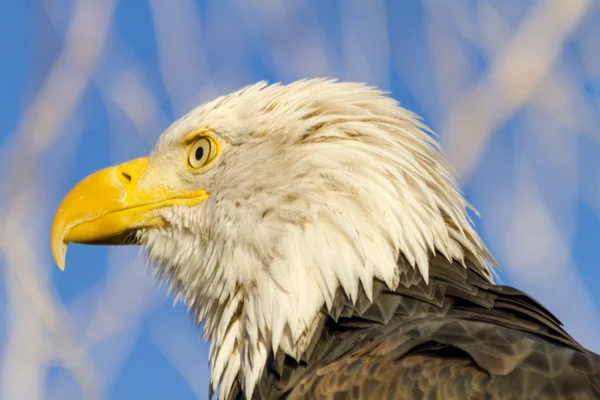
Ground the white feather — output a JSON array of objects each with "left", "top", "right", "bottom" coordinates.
[{"left": 138, "top": 79, "right": 496, "bottom": 399}]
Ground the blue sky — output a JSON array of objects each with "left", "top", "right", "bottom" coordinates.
[{"left": 2, "top": 1, "right": 600, "bottom": 399}]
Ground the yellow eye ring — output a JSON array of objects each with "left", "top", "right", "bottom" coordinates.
[{"left": 187, "top": 136, "right": 218, "bottom": 170}]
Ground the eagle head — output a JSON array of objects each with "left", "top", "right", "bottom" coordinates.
[{"left": 51, "top": 79, "right": 494, "bottom": 398}]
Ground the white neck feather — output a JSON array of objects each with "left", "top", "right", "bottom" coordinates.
[{"left": 140, "top": 80, "right": 496, "bottom": 400}]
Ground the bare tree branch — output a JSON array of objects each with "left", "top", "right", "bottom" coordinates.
[
  {"left": 1, "top": 0, "right": 117, "bottom": 398},
  {"left": 440, "top": 0, "right": 592, "bottom": 182}
]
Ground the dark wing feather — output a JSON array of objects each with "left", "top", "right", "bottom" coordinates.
[
  {"left": 287, "top": 317, "right": 600, "bottom": 399},
  {"left": 249, "top": 255, "right": 600, "bottom": 400}
]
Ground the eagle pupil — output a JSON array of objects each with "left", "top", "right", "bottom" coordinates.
[{"left": 195, "top": 146, "right": 204, "bottom": 161}]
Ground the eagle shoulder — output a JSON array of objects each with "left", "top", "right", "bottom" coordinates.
[{"left": 250, "top": 256, "right": 600, "bottom": 400}]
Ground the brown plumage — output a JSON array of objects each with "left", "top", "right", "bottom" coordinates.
[{"left": 250, "top": 255, "right": 600, "bottom": 399}]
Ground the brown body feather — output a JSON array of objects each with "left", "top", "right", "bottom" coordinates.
[{"left": 237, "top": 255, "right": 600, "bottom": 399}]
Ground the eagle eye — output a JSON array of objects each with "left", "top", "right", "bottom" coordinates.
[{"left": 188, "top": 136, "right": 217, "bottom": 169}]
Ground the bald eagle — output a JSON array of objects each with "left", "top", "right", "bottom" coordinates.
[{"left": 51, "top": 80, "right": 599, "bottom": 399}]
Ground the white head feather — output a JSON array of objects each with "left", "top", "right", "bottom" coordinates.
[{"left": 137, "top": 79, "right": 495, "bottom": 399}]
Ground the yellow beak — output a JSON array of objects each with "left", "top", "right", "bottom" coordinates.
[{"left": 50, "top": 157, "right": 208, "bottom": 271}]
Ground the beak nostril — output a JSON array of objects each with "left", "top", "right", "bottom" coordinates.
[{"left": 121, "top": 171, "right": 132, "bottom": 183}]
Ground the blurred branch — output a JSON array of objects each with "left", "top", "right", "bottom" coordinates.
[
  {"left": 439, "top": 0, "right": 592, "bottom": 182},
  {"left": 99, "top": 67, "right": 169, "bottom": 147},
  {"left": 0, "top": 0, "right": 117, "bottom": 398},
  {"left": 150, "top": 315, "right": 210, "bottom": 399},
  {"left": 0, "top": 0, "right": 117, "bottom": 197},
  {"left": 459, "top": 1, "right": 600, "bottom": 141},
  {"left": 82, "top": 259, "right": 156, "bottom": 347},
  {"left": 428, "top": 0, "right": 595, "bottom": 187},
  {"left": 340, "top": 0, "right": 390, "bottom": 89},
  {"left": 1, "top": 223, "right": 101, "bottom": 400},
  {"left": 150, "top": 0, "right": 212, "bottom": 114},
  {"left": 502, "top": 160, "right": 600, "bottom": 352},
  {"left": 234, "top": 0, "right": 335, "bottom": 81}
]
